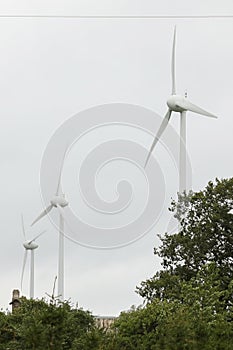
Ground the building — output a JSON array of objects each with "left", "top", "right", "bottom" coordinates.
[
  {"left": 95, "top": 316, "right": 117, "bottom": 329},
  {"left": 9, "top": 289, "right": 21, "bottom": 311}
]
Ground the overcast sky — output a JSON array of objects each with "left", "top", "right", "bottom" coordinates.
[{"left": 0, "top": 1, "right": 233, "bottom": 316}]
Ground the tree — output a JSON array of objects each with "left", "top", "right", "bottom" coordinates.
[
  {"left": 0, "top": 297, "right": 98, "bottom": 350},
  {"left": 106, "top": 179, "right": 233, "bottom": 349},
  {"left": 106, "top": 265, "right": 233, "bottom": 350},
  {"left": 137, "top": 178, "right": 233, "bottom": 305}
]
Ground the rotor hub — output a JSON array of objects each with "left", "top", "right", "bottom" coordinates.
[
  {"left": 167, "top": 95, "right": 186, "bottom": 113},
  {"left": 51, "top": 195, "right": 69, "bottom": 208},
  {"left": 23, "top": 242, "right": 38, "bottom": 250}
]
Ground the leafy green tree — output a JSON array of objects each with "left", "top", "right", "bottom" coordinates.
[
  {"left": 138, "top": 178, "right": 233, "bottom": 305},
  {"left": 0, "top": 297, "right": 98, "bottom": 350},
  {"left": 106, "top": 265, "right": 233, "bottom": 350},
  {"left": 121, "top": 178, "right": 233, "bottom": 349}
]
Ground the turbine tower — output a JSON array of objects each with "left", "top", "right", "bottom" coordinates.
[
  {"left": 21, "top": 215, "right": 45, "bottom": 299},
  {"left": 31, "top": 148, "right": 68, "bottom": 301},
  {"left": 145, "top": 27, "right": 217, "bottom": 193}
]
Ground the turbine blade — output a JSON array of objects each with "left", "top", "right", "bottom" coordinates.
[
  {"left": 177, "top": 99, "right": 217, "bottom": 118},
  {"left": 52, "top": 276, "right": 57, "bottom": 298},
  {"left": 144, "top": 109, "right": 172, "bottom": 168},
  {"left": 21, "top": 214, "right": 26, "bottom": 240},
  {"left": 28, "top": 230, "right": 46, "bottom": 244},
  {"left": 21, "top": 250, "right": 28, "bottom": 292},
  {"left": 56, "top": 146, "right": 68, "bottom": 196},
  {"left": 172, "top": 26, "right": 177, "bottom": 95},
  {"left": 31, "top": 204, "right": 53, "bottom": 226}
]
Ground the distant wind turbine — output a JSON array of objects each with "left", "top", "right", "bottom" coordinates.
[
  {"left": 145, "top": 26, "right": 217, "bottom": 193},
  {"left": 31, "top": 148, "right": 68, "bottom": 301},
  {"left": 21, "top": 214, "right": 45, "bottom": 299}
]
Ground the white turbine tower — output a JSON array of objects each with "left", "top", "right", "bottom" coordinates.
[
  {"left": 21, "top": 215, "right": 45, "bottom": 299},
  {"left": 31, "top": 149, "right": 68, "bottom": 301},
  {"left": 145, "top": 27, "right": 217, "bottom": 193}
]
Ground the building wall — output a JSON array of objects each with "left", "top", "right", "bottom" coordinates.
[{"left": 95, "top": 316, "right": 116, "bottom": 329}]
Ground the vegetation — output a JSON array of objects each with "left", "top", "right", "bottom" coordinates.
[
  {"left": 111, "top": 178, "right": 233, "bottom": 349},
  {"left": 107, "top": 264, "right": 233, "bottom": 349},
  {"left": 1, "top": 178, "right": 233, "bottom": 349},
  {"left": 138, "top": 178, "right": 233, "bottom": 304},
  {"left": 0, "top": 297, "right": 102, "bottom": 350}
]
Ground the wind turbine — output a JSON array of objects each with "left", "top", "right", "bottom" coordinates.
[
  {"left": 31, "top": 149, "right": 68, "bottom": 301},
  {"left": 21, "top": 215, "right": 45, "bottom": 299},
  {"left": 145, "top": 27, "right": 217, "bottom": 193}
]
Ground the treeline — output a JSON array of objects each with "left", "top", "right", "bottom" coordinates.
[{"left": 1, "top": 178, "right": 233, "bottom": 349}]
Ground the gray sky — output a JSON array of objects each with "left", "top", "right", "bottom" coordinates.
[{"left": 0, "top": 1, "right": 233, "bottom": 315}]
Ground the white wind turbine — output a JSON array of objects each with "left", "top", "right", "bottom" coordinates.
[
  {"left": 31, "top": 149, "right": 68, "bottom": 301},
  {"left": 21, "top": 215, "right": 45, "bottom": 299},
  {"left": 145, "top": 27, "right": 217, "bottom": 193}
]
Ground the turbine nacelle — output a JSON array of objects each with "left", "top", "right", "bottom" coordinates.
[
  {"left": 167, "top": 95, "right": 187, "bottom": 112},
  {"left": 50, "top": 195, "right": 68, "bottom": 208},
  {"left": 23, "top": 241, "right": 38, "bottom": 250}
]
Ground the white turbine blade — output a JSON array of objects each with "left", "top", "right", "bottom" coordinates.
[
  {"left": 20, "top": 249, "right": 28, "bottom": 291},
  {"left": 177, "top": 99, "right": 217, "bottom": 118},
  {"left": 21, "top": 214, "right": 26, "bottom": 240},
  {"left": 28, "top": 230, "right": 46, "bottom": 244},
  {"left": 144, "top": 109, "right": 172, "bottom": 168},
  {"left": 53, "top": 276, "right": 57, "bottom": 298},
  {"left": 31, "top": 204, "right": 53, "bottom": 226},
  {"left": 171, "top": 26, "right": 177, "bottom": 95},
  {"left": 56, "top": 146, "right": 68, "bottom": 196}
]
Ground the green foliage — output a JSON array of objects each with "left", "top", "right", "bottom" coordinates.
[
  {"left": 107, "top": 268, "right": 233, "bottom": 350},
  {"left": 127, "top": 178, "right": 233, "bottom": 349},
  {"left": 138, "top": 178, "right": 233, "bottom": 304},
  {"left": 0, "top": 297, "right": 97, "bottom": 350}
]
